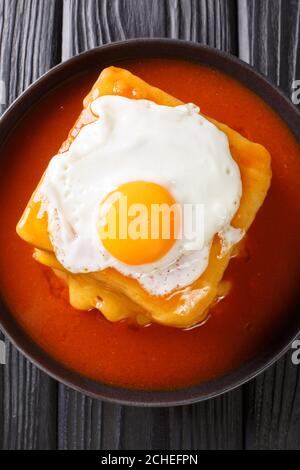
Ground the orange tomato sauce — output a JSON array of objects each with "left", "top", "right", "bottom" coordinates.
[{"left": 0, "top": 59, "right": 300, "bottom": 390}]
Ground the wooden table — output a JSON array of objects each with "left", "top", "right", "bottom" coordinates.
[{"left": 0, "top": 0, "right": 300, "bottom": 450}]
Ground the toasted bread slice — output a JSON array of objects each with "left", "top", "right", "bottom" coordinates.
[{"left": 17, "top": 67, "right": 272, "bottom": 328}]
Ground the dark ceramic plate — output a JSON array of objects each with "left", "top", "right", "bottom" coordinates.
[{"left": 0, "top": 39, "right": 300, "bottom": 407}]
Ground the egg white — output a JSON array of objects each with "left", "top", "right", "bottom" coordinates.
[{"left": 35, "top": 96, "right": 243, "bottom": 296}]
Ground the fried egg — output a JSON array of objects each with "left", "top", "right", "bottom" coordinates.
[{"left": 35, "top": 95, "right": 243, "bottom": 296}]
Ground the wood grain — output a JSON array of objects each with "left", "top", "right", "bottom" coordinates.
[
  {"left": 244, "top": 355, "right": 300, "bottom": 449},
  {"left": 168, "top": 390, "right": 243, "bottom": 450},
  {"left": 0, "top": 0, "right": 62, "bottom": 450},
  {"left": 59, "top": 0, "right": 243, "bottom": 451},
  {"left": 62, "top": 0, "right": 238, "bottom": 59},
  {"left": 238, "top": 0, "right": 300, "bottom": 450},
  {"left": 238, "top": 0, "right": 300, "bottom": 96}
]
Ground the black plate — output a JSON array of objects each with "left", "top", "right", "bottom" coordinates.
[{"left": 0, "top": 39, "right": 300, "bottom": 406}]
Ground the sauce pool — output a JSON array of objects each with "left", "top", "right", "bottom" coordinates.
[{"left": 0, "top": 59, "right": 300, "bottom": 390}]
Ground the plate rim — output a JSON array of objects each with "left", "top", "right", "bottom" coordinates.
[{"left": 0, "top": 38, "right": 300, "bottom": 407}]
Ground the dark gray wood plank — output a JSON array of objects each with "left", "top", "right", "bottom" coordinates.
[
  {"left": 59, "top": 0, "right": 243, "bottom": 451},
  {"left": 62, "top": 0, "right": 238, "bottom": 59},
  {"left": 0, "top": 0, "right": 62, "bottom": 450},
  {"left": 119, "top": 407, "right": 170, "bottom": 450},
  {"left": 168, "top": 389, "right": 243, "bottom": 450},
  {"left": 238, "top": 0, "right": 300, "bottom": 96},
  {"left": 238, "top": 0, "right": 300, "bottom": 450},
  {"left": 244, "top": 354, "right": 300, "bottom": 450}
]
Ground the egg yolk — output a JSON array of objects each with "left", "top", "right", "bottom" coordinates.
[{"left": 98, "top": 181, "right": 179, "bottom": 265}]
